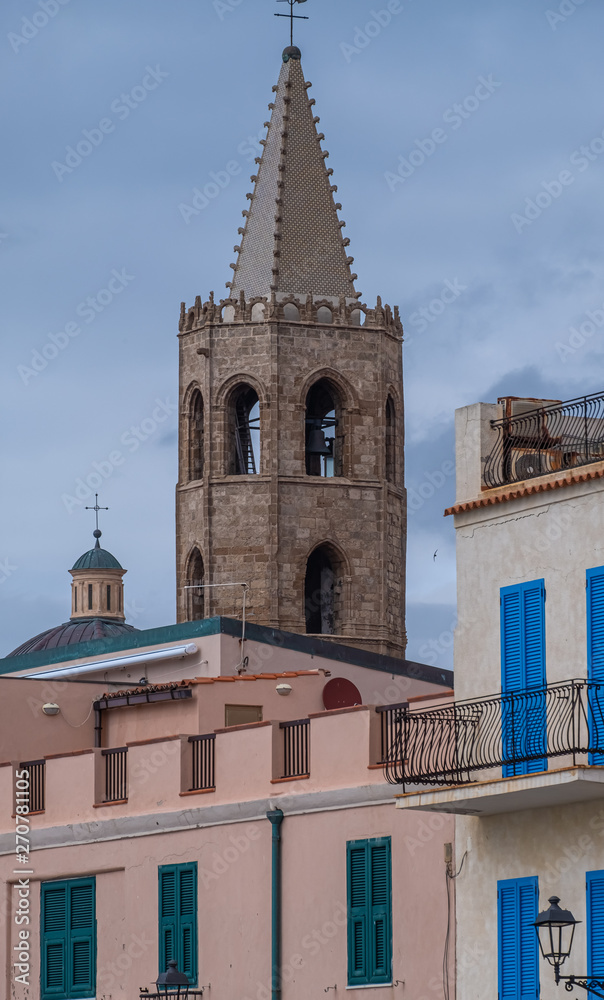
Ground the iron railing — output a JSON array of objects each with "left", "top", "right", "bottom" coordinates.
[
  {"left": 382, "top": 679, "right": 604, "bottom": 790},
  {"left": 189, "top": 734, "right": 215, "bottom": 791},
  {"left": 20, "top": 759, "right": 45, "bottom": 812},
  {"left": 280, "top": 719, "right": 310, "bottom": 778},
  {"left": 102, "top": 747, "right": 128, "bottom": 802},
  {"left": 483, "top": 392, "right": 604, "bottom": 489}
]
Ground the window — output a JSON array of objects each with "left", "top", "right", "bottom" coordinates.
[
  {"left": 158, "top": 863, "right": 197, "bottom": 985},
  {"left": 229, "top": 385, "right": 260, "bottom": 475},
  {"left": 587, "top": 870, "right": 604, "bottom": 978},
  {"left": 41, "top": 877, "right": 96, "bottom": 1000},
  {"left": 74, "top": 588, "right": 77, "bottom": 613},
  {"left": 283, "top": 302, "right": 300, "bottom": 321},
  {"left": 587, "top": 568, "right": 604, "bottom": 762},
  {"left": 224, "top": 704, "right": 263, "bottom": 727},
  {"left": 88, "top": 584, "right": 93, "bottom": 611},
  {"left": 347, "top": 838, "right": 392, "bottom": 986},
  {"left": 185, "top": 549, "right": 204, "bottom": 621},
  {"left": 305, "top": 546, "right": 335, "bottom": 634},
  {"left": 385, "top": 396, "right": 396, "bottom": 483},
  {"left": 189, "top": 390, "right": 204, "bottom": 481},
  {"left": 500, "top": 580, "right": 546, "bottom": 776},
  {"left": 316, "top": 305, "right": 333, "bottom": 324},
  {"left": 106, "top": 585, "right": 111, "bottom": 612},
  {"left": 305, "top": 379, "right": 339, "bottom": 477},
  {"left": 118, "top": 587, "right": 122, "bottom": 612},
  {"left": 497, "top": 877, "right": 539, "bottom": 1000}
]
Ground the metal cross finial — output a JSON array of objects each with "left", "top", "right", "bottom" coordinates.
[
  {"left": 275, "top": 0, "right": 309, "bottom": 48},
  {"left": 85, "top": 494, "right": 109, "bottom": 533}
]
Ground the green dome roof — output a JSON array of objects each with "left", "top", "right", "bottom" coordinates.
[{"left": 71, "top": 532, "right": 123, "bottom": 571}]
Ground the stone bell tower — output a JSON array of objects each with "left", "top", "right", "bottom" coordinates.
[{"left": 176, "top": 45, "right": 406, "bottom": 658}]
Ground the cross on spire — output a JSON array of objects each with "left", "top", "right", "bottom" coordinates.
[
  {"left": 275, "top": 0, "right": 309, "bottom": 48},
  {"left": 85, "top": 493, "right": 109, "bottom": 545}
]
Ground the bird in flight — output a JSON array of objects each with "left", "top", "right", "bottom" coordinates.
[{"left": 433, "top": 550, "right": 438, "bottom": 561}]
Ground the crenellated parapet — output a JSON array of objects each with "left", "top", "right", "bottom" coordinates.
[{"left": 179, "top": 291, "right": 403, "bottom": 336}]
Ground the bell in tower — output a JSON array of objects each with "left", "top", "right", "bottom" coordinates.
[{"left": 176, "top": 41, "right": 406, "bottom": 659}]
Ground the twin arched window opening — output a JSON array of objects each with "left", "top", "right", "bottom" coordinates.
[{"left": 231, "top": 385, "right": 260, "bottom": 475}]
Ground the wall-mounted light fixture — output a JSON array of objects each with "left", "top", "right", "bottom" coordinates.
[
  {"left": 533, "top": 895, "right": 603, "bottom": 997},
  {"left": 42, "top": 703, "right": 60, "bottom": 716},
  {"left": 276, "top": 683, "right": 292, "bottom": 696}
]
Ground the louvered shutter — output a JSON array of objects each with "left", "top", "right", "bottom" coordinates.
[
  {"left": 369, "top": 842, "right": 391, "bottom": 983},
  {"left": 501, "top": 581, "right": 546, "bottom": 776},
  {"left": 42, "top": 885, "right": 67, "bottom": 998},
  {"left": 587, "top": 569, "right": 604, "bottom": 762},
  {"left": 159, "top": 864, "right": 198, "bottom": 985},
  {"left": 179, "top": 865, "right": 198, "bottom": 985},
  {"left": 68, "top": 881, "right": 95, "bottom": 997},
  {"left": 347, "top": 844, "right": 367, "bottom": 984},
  {"left": 587, "top": 870, "right": 604, "bottom": 977},
  {"left": 347, "top": 839, "right": 391, "bottom": 986},
  {"left": 498, "top": 878, "right": 539, "bottom": 1000},
  {"left": 41, "top": 878, "right": 96, "bottom": 1000}
]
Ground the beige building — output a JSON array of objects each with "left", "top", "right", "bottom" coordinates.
[
  {"left": 175, "top": 45, "right": 406, "bottom": 659},
  {"left": 394, "top": 391, "right": 604, "bottom": 1000}
]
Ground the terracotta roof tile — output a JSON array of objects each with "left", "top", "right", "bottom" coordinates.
[{"left": 444, "top": 464, "right": 604, "bottom": 516}]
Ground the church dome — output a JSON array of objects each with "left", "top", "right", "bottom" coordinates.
[
  {"left": 71, "top": 528, "right": 123, "bottom": 570},
  {"left": 8, "top": 618, "right": 138, "bottom": 657}
]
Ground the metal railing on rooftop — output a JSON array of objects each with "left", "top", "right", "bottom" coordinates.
[
  {"left": 189, "top": 734, "right": 215, "bottom": 791},
  {"left": 280, "top": 719, "right": 310, "bottom": 778},
  {"left": 382, "top": 679, "right": 604, "bottom": 791},
  {"left": 20, "top": 759, "right": 45, "bottom": 812},
  {"left": 102, "top": 746, "right": 128, "bottom": 802},
  {"left": 483, "top": 392, "right": 604, "bottom": 489}
]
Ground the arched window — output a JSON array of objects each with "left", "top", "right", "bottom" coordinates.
[
  {"left": 251, "top": 302, "right": 265, "bottom": 322},
  {"left": 189, "top": 390, "right": 204, "bottom": 481},
  {"left": 386, "top": 396, "right": 396, "bottom": 484},
  {"left": 186, "top": 548, "right": 205, "bottom": 621},
  {"left": 305, "top": 379, "right": 340, "bottom": 477},
  {"left": 316, "top": 306, "right": 333, "bottom": 324},
  {"left": 305, "top": 546, "right": 339, "bottom": 635},
  {"left": 229, "top": 385, "right": 260, "bottom": 475},
  {"left": 283, "top": 302, "right": 300, "bottom": 321}
]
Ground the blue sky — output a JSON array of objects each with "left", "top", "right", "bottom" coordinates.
[{"left": 2, "top": 0, "right": 604, "bottom": 665}]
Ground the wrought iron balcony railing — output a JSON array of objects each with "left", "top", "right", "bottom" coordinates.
[
  {"left": 483, "top": 391, "right": 604, "bottom": 489},
  {"left": 189, "top": 734, "right": 215, "bottom": 791},
  {"left": 102, "top": 746, "right": 128, "bottom": 802},
  {"left": 280, "top": 718, "right": 310, "bottom": 778},
  {"left": 382, "top": 679, "right": 604, "bottom": 791}
]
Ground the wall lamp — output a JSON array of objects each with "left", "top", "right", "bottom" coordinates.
[{"left": 534, "top": 895, "right": 604, "bottom": 997}]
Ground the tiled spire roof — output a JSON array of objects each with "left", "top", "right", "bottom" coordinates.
[{"left": 229, "top": 48, "right": 357, "bottom": 301}]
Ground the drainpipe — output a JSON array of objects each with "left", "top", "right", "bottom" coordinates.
[
  {"left": 94, "top": 706, "right": 102, "bottom": 748},
  {"left": 267, "top": 809, "right": 284, "bottom": 1000}
]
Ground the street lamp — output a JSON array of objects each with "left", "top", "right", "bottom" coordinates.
[
  {"left": 534, "top": 895, "right": 604, "bottom": 998},
  {"left": 139, "top": 960, "right": 205, "bottom": 999}
]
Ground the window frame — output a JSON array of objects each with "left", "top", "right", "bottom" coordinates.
[
  {"left": 346, "top": 837, "right": 392, "bottom": 987},
  {"left": 497, "top": 876, "right": 539, "bottom": 1000},
  {"left": 40, "top": 876, "right": 96, "bottom": 1000},
  {"left": 158, "top": 862, "right": 198, "bottom": 986}
]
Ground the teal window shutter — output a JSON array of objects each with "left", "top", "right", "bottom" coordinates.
[
  {"left": 586, "top": 568, "right": 604, "bottom": 761},
  {"left": 498, "top": 877, "right": 539, "bottom": 1000},
  {"left": 587, "top": 870, "right": 604, "bottom": 977},
  {"left": 159, "top": 863, "right": 198, "bottom": 985},
  {"left": 41, "top": 878, "right": 96, "bottom": 1000},
  {"left": 347, "top": 839, "right": 391, "bottom": 986},
  {"left": 501, "top": 580, "right": 546, "bottom": 776}
]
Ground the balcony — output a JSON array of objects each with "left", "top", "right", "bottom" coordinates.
[
  {"left": 483, "top": 391, "right": 604, "bottom": 489},
  {"left": 386, "top": 680, "right": 604, "bottom": 815}
]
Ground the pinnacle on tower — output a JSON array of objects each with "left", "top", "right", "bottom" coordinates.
[{"left": 229, "top": 48, "right": 357, "bottom": 301}]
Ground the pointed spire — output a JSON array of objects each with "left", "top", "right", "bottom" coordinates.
[{"left": 230, "top": 49, "right": 357, "bottom": 302}]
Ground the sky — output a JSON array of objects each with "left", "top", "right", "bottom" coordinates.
[{"left": 2, "top": 0, "right": 604, "bottom": 666}]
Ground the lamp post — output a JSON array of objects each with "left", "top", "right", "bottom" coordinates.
[
  {"left": 139, "top": 959, "right": 205, "bottom": 999},
  {"left": 534, "top": 895, "right": 604, "bottom": 998}
]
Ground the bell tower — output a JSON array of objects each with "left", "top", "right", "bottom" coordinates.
[{"left": 176, "top": 45, "right": 406, "bottom": 658}]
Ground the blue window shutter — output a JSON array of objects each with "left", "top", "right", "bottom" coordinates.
[
  {"left": 41, "top": 878, "right": 96, "bottom": 1000},
  {"left": 498, "top": 877, "right": 539, "bottom": 1000},
  {"left": 501, "top": 581, "right": 546, "bottom": 776},
  {"left": 159, "top": 863, "right": 198, "bottom": 985},
  {"left": 587, "top": 870, "right": 604, "bottom": 978},
  {"left": 347, "top": 839, "right": 391, "bottom": 986},
  {"left": 587, "top": 569, "right": 604, "bottom": 761}
]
